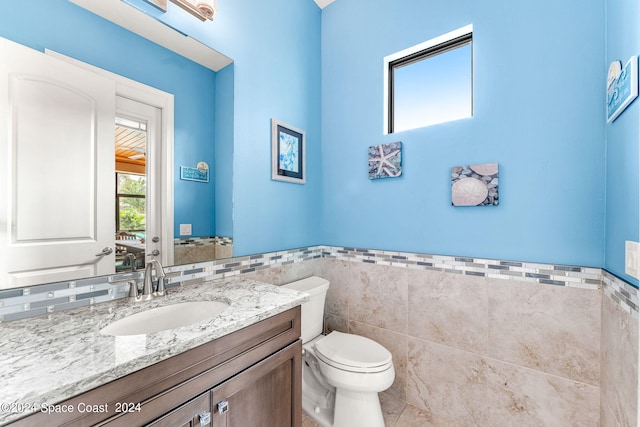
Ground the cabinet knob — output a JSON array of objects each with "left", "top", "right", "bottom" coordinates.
[
  {"left": 217, "top": 400, "right": 229, "bottom": 415},
  {"left": 199, "top": 411, "right": 211, "bottom": 425}
]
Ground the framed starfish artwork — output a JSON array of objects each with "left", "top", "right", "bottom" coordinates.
[
  {"left": 451, "top": 162, "right": 499, "bottom": 206},
  {"left": 368, "top": 142, "right": 402, "bottom": 179},
  {"left": 272, "top": 119, "right": 305, "bottom": 184}
]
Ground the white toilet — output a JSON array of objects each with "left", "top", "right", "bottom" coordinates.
[{"left": 283, "top": 276, "right": 395, "bottom": 427}]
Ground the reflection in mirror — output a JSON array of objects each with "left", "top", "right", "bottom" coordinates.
[
  {"left": 143, "top": 0, "right": 216, "bottom": 22},
  {"left": 172, "top": 0, "right": 216, "bottom": 21},
  {"left": 0, "top": 0, "right": 234, "bottom": 290}
]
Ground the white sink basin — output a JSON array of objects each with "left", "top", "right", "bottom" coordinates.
[{"left": 100, "top": 301, "right": 230, "bottom": 336}]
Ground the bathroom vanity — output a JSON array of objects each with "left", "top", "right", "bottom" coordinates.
[{"left": 0, "top": 278, "right": 307, "bottom": 427}]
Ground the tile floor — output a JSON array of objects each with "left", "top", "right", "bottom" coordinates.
[{"left": 301, "top": 391, "right": 457, "bottom": 427}]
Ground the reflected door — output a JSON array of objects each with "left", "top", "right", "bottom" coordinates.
[
  {"left": 0, "top": 37, "right": 116, "bottom": 287},
  {"left": 115, "top": 97, "right": 163, "bottom": 267}
]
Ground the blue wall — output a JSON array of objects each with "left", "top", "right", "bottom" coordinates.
[
  {"left": 605, "top": 0, "right": 640, "bottom": 285},
  {"left": 214, "top": 64, "right": 234, "bottom": 238},
  {"left": 4, "top": 0, "right": 638, "bottom": 282},
  {"left": 0, "top": 0, "right": 219, "bottom": 239},
  {"left": 134, "top": 0, "right": 323, "bottom": 256},
  {"left": 320, "top": 0, "right": 607, "bottom": 267},
  {"left": 205, "top": 0, "right": 322, "bottom": 256}
]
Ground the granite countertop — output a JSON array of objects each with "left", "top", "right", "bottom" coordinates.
[{"left": 0, "top": 277, "right": 308, "bottom": 424}]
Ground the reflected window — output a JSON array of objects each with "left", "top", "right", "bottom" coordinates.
[{"left": 116, "top": 173, "right": 146, "bottom": 235}]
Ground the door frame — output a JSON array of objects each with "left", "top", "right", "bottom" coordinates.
[{"left": 47, "top": 50, "right": 175, "bottom": 266}]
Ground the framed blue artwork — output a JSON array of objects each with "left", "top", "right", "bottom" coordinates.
[
  {"left": 607, "top": 56, "right": 638, "bottom": 123},
  {"left": 272, "top": 119, "right": 305, "bottom": 184}
]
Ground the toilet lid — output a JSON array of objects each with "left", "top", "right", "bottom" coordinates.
[{"left": 314, "top": 331, "right": 392, "bottom": 371}]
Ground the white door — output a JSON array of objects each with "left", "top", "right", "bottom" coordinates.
[
  {"left": 116, "top": 96, "right": 163, "bottom": 264},
  {"left": 0, "top": 37, "right": 116, "bottom": 288}
]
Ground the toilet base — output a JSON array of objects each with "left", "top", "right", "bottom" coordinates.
[
  {"left": 302, "top": 388, "right": 385, "bottom": 427},
  {"left": 333, "top": 388, "right": 385, "bottom": 427}
]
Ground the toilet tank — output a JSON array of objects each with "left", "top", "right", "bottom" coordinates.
[{"left": 282, "top": 276, "right": 329, "bottom": 343}]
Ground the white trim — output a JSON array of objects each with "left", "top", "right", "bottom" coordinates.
[
  {"left": 383, "top": 24, "right": 473, "bottom": 135},
  {"left": 313, "top": 0, "right": 337, "bottom": 8},
  {"left": 46, "top": 50, "right": 175, "bottom": 266}
]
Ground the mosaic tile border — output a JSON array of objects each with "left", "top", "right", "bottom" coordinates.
[
  {"left": 0, "top": 245, "right": 636, "bottom": 322},
  {"left": 321, "top": 246, "right": 603, "bottom": 289},
  {"left": 602, "top": 269, "right": 640, "bottom": 319},
  {"left": 0, "top": 247, "right": 322, "bottom": 322},
  {"left": 174, "top": 236, "right": 233, "bottom": 247}
]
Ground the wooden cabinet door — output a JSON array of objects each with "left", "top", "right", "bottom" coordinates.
[
  {"left": 210, "top": 341, "right": 302, "bottom": 427},
  {"left": 146, "top": 392, "right": 211, "bottom": 427}
]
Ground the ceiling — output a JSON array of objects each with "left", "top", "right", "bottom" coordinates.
[
  {"left": 115, "top": 125, "right": 146, "bottom": 167},
  {"left": 313, "top": 0, "right": 337, "bottom": 8}
]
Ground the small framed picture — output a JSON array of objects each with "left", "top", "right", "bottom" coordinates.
[
  {"left": 607, "top": 56, "right": 638, "bottom": 123},
  {"left": 272, "top": 119, "right": 305, "bottom": 184}
]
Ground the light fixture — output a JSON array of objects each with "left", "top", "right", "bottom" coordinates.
[
  {"left": 171, "top": 0, "right": 216, "bottom": 21},
  {"left": 142, "top": 0, "right": 216, "bottom": 21}
]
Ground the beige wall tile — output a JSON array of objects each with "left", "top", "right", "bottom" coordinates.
[
  {"left": 407, "top": 338, "right": 489, "bottom": 426},
  {"left": 379, "top": 391, "right": 406, "bottom": 426},
  {"left": 319, "top": 259, "right": 351, "bottom": 318},
  {"left": 244, "top": 258, "right": 323, "bottom": 286},
  {"left": 600, "top": 295, "right": 638, "bottom": 427},
  {"left": 324, "top": 313, "right": 348, "bottom": 334},
  {"left": 407, "top": 270, "right": 488, "bottom": 354},
  {"left": 258, "top": 256, "right": 608, "bottom": 426},
  {"left": 350, "top": 320, "right": 408, "bottom": 401},
  {"left": 395, "top": 404, "right": 462, "bottom": 427},
  {"left": 487, "top": 279, "right": 600, "bottom": 385},
  {"left": 347, "top": 263, "right": 408, "bottom": 333},
  {"left": 173, "top": 244, "right": 216, "bottom": 264},
  {"left": 486, "top": 358, "right": 599, "bottom": 426},
  {"left": 600, "top": 398, "right": 619, "bottom": 427},
  {"left": 214, "top": 243, "right": 233, "bottom": 259}
]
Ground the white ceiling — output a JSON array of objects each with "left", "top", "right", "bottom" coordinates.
[{"left": 314, "top": 0, "right": 337, "bottom": 8}]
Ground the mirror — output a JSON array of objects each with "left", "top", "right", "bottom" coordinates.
[{"left": 0, "top": 0, "right": 234, "bottom": 290}]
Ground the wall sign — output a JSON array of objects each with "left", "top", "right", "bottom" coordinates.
[
  {"left": 607, "top": 56, "right": 638, "bottom": 123},
  {"left": 180, "top": 162, "right": 209, "bottom": 183}
]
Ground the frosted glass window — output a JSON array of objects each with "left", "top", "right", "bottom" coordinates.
[{"left": 387, "top": 31, "right": 472, "bottom": 133}]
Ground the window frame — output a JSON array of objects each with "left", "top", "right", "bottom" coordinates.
[
  {"left": 383, "top": 25, "right": 473, "bottom": 134},
  {"left": 115, "top": 172, "right": 147, "bottom": 234}
]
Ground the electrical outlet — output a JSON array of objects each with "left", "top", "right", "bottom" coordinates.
[
  {"left": 179, "top": 224, "right": 192, "bottom": 236},
  {"left": 625, "top": 241, "right": 640, "bottom": 279}
]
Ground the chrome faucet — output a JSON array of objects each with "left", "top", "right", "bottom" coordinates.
[
  {"left": 108, "top": 260, "right": 166, "bottom": 303},
  {"left": 123, "top": 253, "right": 137, "bottom": 272},
  {"left": 143, "top": 259, "right": 167, "bottom": 298}
]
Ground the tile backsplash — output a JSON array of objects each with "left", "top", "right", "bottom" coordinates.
[{"left": 0, "top": 245, "right": 636, "bottom": 322}]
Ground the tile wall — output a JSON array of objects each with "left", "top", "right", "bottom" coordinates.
[
  {"left": 245, "top": 246, "right": 638, "bottom": 427},
  {"left": 0, "top": 245, "right": 637, "bottom": 425},
  {"left": 173, "top": 236, "right": 233, "bottom": 264}
]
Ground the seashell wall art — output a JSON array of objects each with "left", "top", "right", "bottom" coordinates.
[
  {"left": 451, "top": 162, "right": 499, "bottom": 206},
  {"left": 368, "top": 142, "right": 402, "bottom": 179}
]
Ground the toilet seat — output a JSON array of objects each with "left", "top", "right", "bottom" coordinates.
[{"left": 314, "top": 331, "right": 392, "bottom": 373}]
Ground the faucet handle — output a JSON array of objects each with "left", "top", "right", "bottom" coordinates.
[
  {"left": 154, "top": 277, "right": 168, "bottom": 297},
  {"left": 108, "top": 279, "right": 139, "bottom": 301},
  {"left": 146, "top": 249, "right": 160, "bottom": 257}
]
